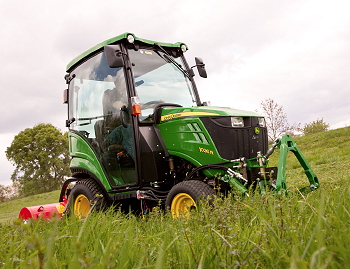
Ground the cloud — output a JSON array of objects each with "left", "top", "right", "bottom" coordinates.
[{"left": 0, "top": 0, "right": 350, "bottom": 185}]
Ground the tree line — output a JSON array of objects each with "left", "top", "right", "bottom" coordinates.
[
  {"left": 1, "top": 100, "right": 330, "bottom": 200},
  {"left": 1, "top": 123, "right": 70, "bottom": 200}
]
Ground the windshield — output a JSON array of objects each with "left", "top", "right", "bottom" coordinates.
[{"left": 128, "top": 48, "right": 197, "bottom": 119}]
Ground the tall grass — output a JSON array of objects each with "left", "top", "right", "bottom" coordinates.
[
  {"left": 1, "top": 183, "right": 350, "bottom": 268},
  {"left": 269, "top": 127, "right": 350, "bottom": 189},
  {"left": 1, "top": 127, "right": 349, "bottom": 268}
]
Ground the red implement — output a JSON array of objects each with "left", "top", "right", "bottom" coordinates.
[{"left": 18, "top": 198, "right": 68, "bottom": 220}]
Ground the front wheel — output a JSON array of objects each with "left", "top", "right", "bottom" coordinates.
[
  {"left": 165, "top": 180, "right": 215, "bottom": 219},
  {"left": 68, "top": 179, "right": 108, "bottom": 218}
]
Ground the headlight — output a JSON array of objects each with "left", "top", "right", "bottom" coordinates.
[
  {"left": 180, "top": 44, "right": 187, "bottom": 52},
  {"left": 258, "top": 117, "right": 266, "bottom": 127},
  {"left": 231, "top": 117, "right": 244, "bottom": 127}
]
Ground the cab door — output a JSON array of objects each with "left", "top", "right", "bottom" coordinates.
[{"left": 68, "top": 51, "right": 136, "bottom": 186}]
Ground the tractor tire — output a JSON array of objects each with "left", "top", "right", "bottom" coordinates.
[
  {"left": 166, "top": 180, "right": 215, "bottom": 219},
  {"left": 68, "top": 179, "right": 108, "bottom": 218}
]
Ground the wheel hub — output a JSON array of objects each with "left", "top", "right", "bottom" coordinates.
[
  {"left": 171, "top": 193, "right": 197, "bottom": 218},
  {"left": 74, "top": 194, "right": 91, "bottom": 218}
]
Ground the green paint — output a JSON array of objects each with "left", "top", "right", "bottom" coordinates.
[
  {"left": 160, "top": 106, "right": 263, "bottom": 121},
  {"left": 69, "top": 132, "right": 112, "bottom": 191},
  {"left": 275, "top": 134, "right": 320, "bottom": 192},
  {"left": 66, "top": 32, "right": 187, "bottom": 72}
]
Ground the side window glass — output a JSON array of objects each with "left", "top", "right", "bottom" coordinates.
[{"left": 68, "top": 52, "right": 136, "bottom": 186}]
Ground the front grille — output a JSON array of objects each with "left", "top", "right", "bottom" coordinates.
[{"left": 200, "top": 117, "right": 268, "bottom": 160}]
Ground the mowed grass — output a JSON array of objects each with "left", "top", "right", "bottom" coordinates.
[{"left": 1, "top": 127, "right": 350, "bottom": 268}]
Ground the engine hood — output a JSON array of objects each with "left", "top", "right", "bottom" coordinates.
[{"left": 159, "top": 106, "right": 263, "bottom": 123}]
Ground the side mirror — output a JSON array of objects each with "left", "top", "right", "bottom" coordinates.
[
  {"left": 195, "top": 57, "right": 207, "bottom": 78},
  {"left": 104, "top": 44, "right": 125, "bottom": 68}
]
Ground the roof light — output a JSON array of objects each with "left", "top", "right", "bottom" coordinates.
[
  {"left": 127, "top": 34, "right": 135, "bottom": 44},
  {"left": 180, "top": 44, "right": 187, "bottom": 52}
]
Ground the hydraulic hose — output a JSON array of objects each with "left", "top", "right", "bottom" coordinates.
[{"left": 185, "top": 162, "right": 244, "bottom": 182}]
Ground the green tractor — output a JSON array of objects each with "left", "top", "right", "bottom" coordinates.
[{"left": 19, "top": 33, "right": 320, "bottom": 220}]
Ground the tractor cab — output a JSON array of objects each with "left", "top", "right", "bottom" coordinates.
[{"left": 63, "top": 33, "right": 208, "bottom": 193}]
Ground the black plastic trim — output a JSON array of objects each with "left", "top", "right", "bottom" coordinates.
[
  {"left": 66, "top": 170, "right": 112, "bottom": 201},
  {"left": 153, "top": 103, "right": 183, "bottom": 124},
  {"left": 200, "top": 117, "right": 268, "bottom": 160},
  {"left": 110, "top": 192, "right": 137, "bottom": 201}
]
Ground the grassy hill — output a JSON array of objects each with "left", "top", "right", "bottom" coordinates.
[
  {"left": 0, "top": 190, "right": 60, "bottom": 223},
  {"left": 269, "top": 126, "right": 350, "bottom": 188},
  {"left": 1, "top": 126, "right": 349, "bottom": 223},
  {"left": 0, "top": 127, "right": 350, "bottom": 268}
]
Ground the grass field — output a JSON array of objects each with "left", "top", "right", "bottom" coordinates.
[
  {"left": 0, "top": 190, "right": 60, "bottom": 223},
  {"left": 1, "top": 127, "right": 349, "bottom": 268}
]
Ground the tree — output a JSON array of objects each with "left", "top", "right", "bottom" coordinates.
[
  {"left": 0, "top": 185, "right": 10, "bottom": 202},
  {"left": 303, "top": 118, "right": 330, "bottom": 135},
  {"left": 260, "top": 99, "right": 301, "bottom": 141},
  {"left": 0, "top": 183, "right": 18, "bottom": 202},
  {"left": 5, "top": 123, "right": 70, "bottom": 196}
]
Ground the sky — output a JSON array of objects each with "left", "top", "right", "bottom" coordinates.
[{"left": 1, "top": 0, "right": 349, "bottom": 186}]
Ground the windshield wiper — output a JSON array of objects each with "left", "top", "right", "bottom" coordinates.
[
  {"left": 76, "top": 113, "right": 114, "bottom": 126},
  {"left": 154, "top": 44, "right": 191, "bottom": 79}
]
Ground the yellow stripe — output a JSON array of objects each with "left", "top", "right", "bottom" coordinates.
[{"left": 161, "top": 112, "right": 219, "bottom": 122}]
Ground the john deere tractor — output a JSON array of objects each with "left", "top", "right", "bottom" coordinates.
[{"left": 19, "top": 33, "right": 319, "bottom": 220}]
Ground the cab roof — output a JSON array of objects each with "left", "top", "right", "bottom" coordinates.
[{"left": 66, "top": 32, "right": 187, "bottom": 72}]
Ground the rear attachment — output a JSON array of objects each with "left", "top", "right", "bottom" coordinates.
[
  {"left": 18, "top": 179, "right": 73, "bottom": 222},
  {"left": 18, "top": 199, "right": 68, "bottom": 222}
]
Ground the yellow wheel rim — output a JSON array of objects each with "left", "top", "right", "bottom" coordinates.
[
  {"left": 171, "top": 193, "right": 197, "bottom": 219},
  {"left": 74, "top": 194, "right": 91, "bottom": 218}
]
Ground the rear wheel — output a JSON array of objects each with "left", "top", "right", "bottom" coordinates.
[
  {"left": 166, "top": 180, "right": 215, "bottom": 219},
  {"left": 69, "top": 179, "right": 107, "bottom": 218}
]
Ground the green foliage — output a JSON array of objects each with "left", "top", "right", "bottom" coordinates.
[
  {"left": 5, "top": 124, "right": 70, "bottom": 197},
  {"left": 303, "top": 118, "right": 330, "bottom": 135}
]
